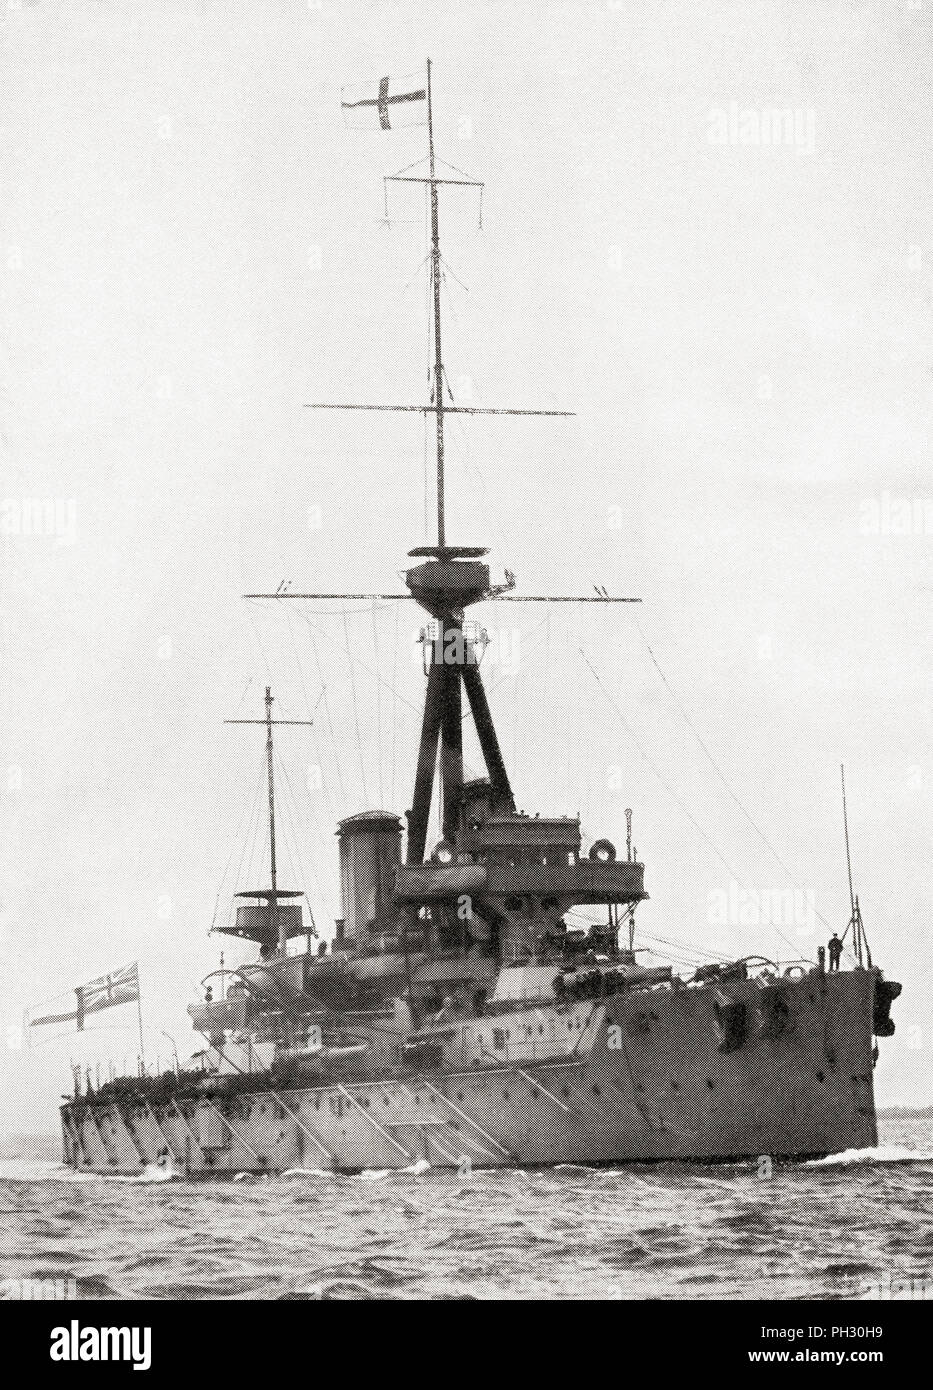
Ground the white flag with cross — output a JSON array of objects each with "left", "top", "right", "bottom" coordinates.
[{"left": 341, "top": 72, "right": 427, "bottom": 130}]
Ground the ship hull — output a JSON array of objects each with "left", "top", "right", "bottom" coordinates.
[{"left": 60, "top": 968, "right": 878, "bottom": 1174}]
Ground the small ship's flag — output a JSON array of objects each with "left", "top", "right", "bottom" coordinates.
[
  {"left": 341, "top": 73, "right": 427, "bottom": 130},
  {"left": 28, "top": 962, "right": 140, "bottom": 1035}
]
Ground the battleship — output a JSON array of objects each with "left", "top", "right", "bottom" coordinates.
[{"left": 58, "top": 63, "right": 900, "bottom": 1175}]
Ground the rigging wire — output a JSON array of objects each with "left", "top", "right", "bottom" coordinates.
[
  {"left": 638, "top": 929, "right": 735, "bottom": 962},
  {"left": 305, "top": 619, "right": 347, "bottom": 810},
  {"left": 439, "top": 252, "right": 469, "bottom": 296},
  {"left": 371, "top": 599, "right": 385, "bottom": 808},
  {"left": 578, "top": 645, "right": 804, "bottom": 960},
  {"left": 285, "top": 607, "right": 336, "bottom": 827},
  {"left": 275, "top": 750, "right": 328, "bottom": 933},
  {"left": 285, "top": 603, "right": 423, "bottom": 718},
  {"left": 636, "top": 622, "right": 836, "bottom": 934},
  {"left": 243, "top": 754, "right": 270, "bottom": 895},
  {"left": 278, "top": 737, "right": 329, "bottom": 919},
  {"left": 273, "top": 751, "right": 304, "bottom": 894},
  {"left": 245, "top": 603, "right": 276, "bottom": 688},
  {"left": 445, "top": 403, "right": 512, "bottom": 556},
  {"left": 390, "top": 599, "right": 400, "bottom": 810},
  {"left": 229, "top": 746, "right": 272, "bottom": 916},
  {"left": 569, "top": 906, "right": 730, "bottom": 963},
  {"left": 213, "top": 729, "right": 264, "bottom": 916},
  {"left": 229, "top": 748, "right": 269, "bottom": 900},
  {"left": 342, "top": 608, "right": 370, "bottom": 804}
]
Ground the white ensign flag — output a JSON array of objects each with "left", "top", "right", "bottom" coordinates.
[{"left": 28, "top": 961, "right": 140, "bottom": 1035}]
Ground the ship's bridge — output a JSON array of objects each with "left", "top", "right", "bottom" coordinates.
[
  {"left": 460, "top": 813, "right": 581, "bottom": 864},
  {"left": 395, "top": 784, "right": 645, "bottom": 908}
]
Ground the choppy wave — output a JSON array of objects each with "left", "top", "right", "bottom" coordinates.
[{"left": 1, "top": 1119, "right": 930, "bottom": 1299}]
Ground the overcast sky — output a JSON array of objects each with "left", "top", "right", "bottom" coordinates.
[{"left": 1, "top": 0, "right": 932, "bottom": 1131}]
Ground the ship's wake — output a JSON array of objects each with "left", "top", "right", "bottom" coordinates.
[
  {"left": 805, "top": 1144, "right": 933, "bottom": 1168},
  {"left": 0, "top": 1159, "right": 180, "bottom": 1184}
]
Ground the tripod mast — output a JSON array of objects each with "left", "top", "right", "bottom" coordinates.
[{"left": 279, "top": 64, "right": 641, "bottom": 866}]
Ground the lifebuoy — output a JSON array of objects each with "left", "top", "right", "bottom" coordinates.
[
  {"left": 589, "top": 838, "right": 616, "bottom": 863},
  {"left": 783, "top": 965, "right": 806, "bottom": 978}
]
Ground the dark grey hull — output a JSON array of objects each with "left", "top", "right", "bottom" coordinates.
[{"left": 60, "top": 969, "right": 879, "bottom": 1175}]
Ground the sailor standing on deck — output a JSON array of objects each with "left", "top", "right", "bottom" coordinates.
[{"left": 828, "top": 933, "right": 843, "bottom": 972}]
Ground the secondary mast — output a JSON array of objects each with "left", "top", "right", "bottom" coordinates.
[
  {"left": 264, "top": 688, "right": 279, "bottom": 949},
  {"left": 225, "top": 689, "right": 314, "bottom": 955}
]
